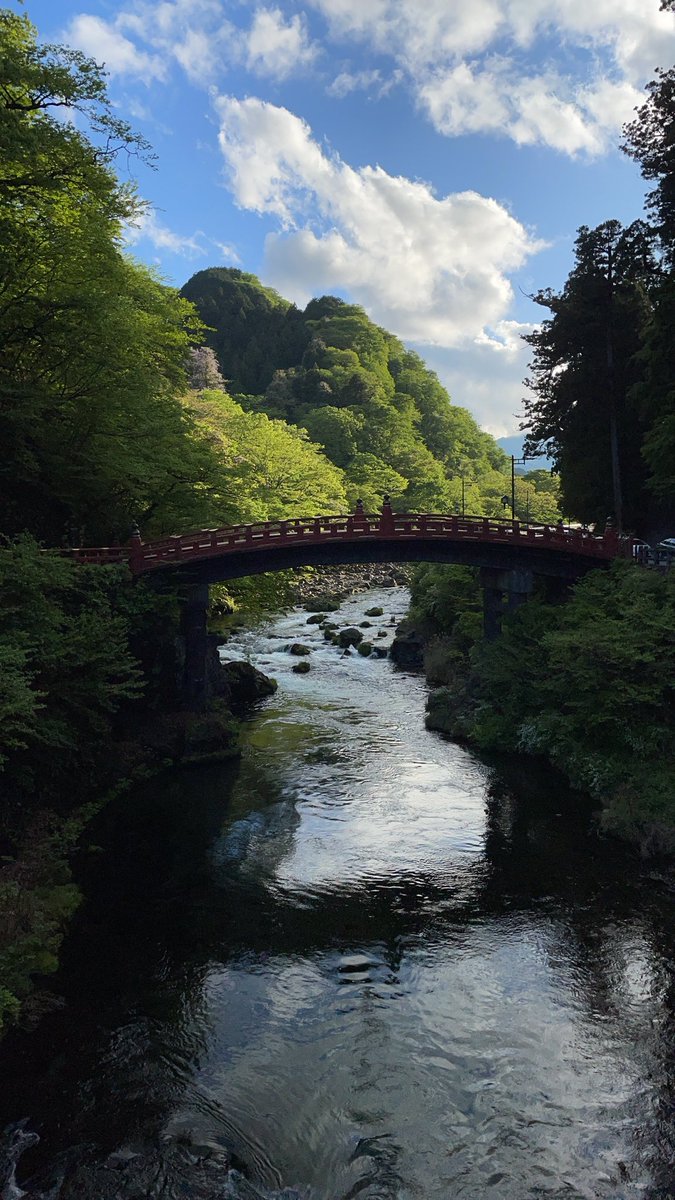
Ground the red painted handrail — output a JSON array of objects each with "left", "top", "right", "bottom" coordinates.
[{"left": 55, "top": 511, "right": 633, "bottom": 574}]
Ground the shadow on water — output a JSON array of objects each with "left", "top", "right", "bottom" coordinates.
[{"left": 0, "top": 588, "right": 674, "bottom": 1199}]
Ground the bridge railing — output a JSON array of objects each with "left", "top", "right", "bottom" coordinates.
[
  {"left": 54, "top": 546, "right": 131, "bottom": 566},
  {"left": 52, "top": 512, "right": 632, "bottom": 572},
  {"left": 128, "top": 512, "right": 625, "bottom": 572}
]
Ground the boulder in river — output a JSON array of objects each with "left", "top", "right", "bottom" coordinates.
[
  {"left": 365, "top": 607, "right": 384, "bottom": 617},
  {"left": 305, "top": 613, "right": 326, "bottom": 625},
  {"left": 304, "top": 598, "right": 339, "bottom": 612},
  {"left": 219, "top": 660, "right": 278, "bottom": 705},
  {"left": 357, "top": 642, "right": 373, "bottom": 657},
  {"left": 389, "top": 625, "right": 424, "bottom": 670},
  {"left": 337, "top": 627, "right": 363, "bottom": 648},
  {"left": 292, "top": 661, "right": 311, "bottom": 674},
  {"left": 289, "top": 643, "right": 311, "bottom": 656}
]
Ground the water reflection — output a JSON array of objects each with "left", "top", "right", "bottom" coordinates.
[{"left": 1, "top": 588, "right": 674, "bottom": 1198}]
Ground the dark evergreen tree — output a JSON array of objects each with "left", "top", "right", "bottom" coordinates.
[
  {"left": 622, "top": 47, "right": 675, "bottom": 511},
  {"left": 522, "top": 221, "right": 659, "bottom": 532}
]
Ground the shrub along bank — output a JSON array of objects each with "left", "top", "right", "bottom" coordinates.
[
  {"left": 410, "top": 562, "right": 675, "bottom": 850},
  {"left": 0, "top": 536, "right": 246, "bottom": 1033}
]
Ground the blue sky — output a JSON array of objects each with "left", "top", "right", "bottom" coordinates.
[{"left": 16, "top": 0, "right": 675, "bottom": 434}]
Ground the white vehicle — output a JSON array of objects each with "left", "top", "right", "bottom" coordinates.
[{"left": 656, "top": 537, "right": 675, "bottom": 563}]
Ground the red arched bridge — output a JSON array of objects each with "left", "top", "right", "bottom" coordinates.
[
  {"left": 65, "top": 504, "right": 630, "bottom": 583},
  {"left": 61, "top": 502, "right": 632, "bottom": 706}
]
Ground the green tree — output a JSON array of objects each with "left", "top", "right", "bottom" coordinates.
[
  {"left": 0, "top": 537, "right": 142, "bottom": 791},
  {"left": 622, "top": 58, "right": 675, "bottom": 504},
  {"left": 522, "top": 221, "right": 659, "bottom": 532},
  {"left": 187, "top": 390, "right": 348, "bottom": 521},
  {"left": 0, "top": 10, "right": 220, "bottom": 544}
]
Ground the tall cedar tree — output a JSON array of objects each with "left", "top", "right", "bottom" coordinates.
[
  {"left": 522, "top": 221, "right": 659, "bottom": 533},
  {"left": 622, "top": 15, "right": 675, "bottom": 505}
]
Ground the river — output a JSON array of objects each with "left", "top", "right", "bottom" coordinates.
[{"left": 1, "top": 587, "right": 674, "bottom": 1199}]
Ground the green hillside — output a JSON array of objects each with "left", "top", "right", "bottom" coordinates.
[{"left": 182, "top": 269, "right": 559, "bottom": 521}]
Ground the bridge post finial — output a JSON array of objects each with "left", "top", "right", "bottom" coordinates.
[
  {"left": 380, "top": 494, "right": 394, "bottom": 535},
  {"left": 602, "top": 516, "right": 620, "bottom": 557},
  {"left": 128, "top": 522, "right": 143, "bottom": 573},
  {"left": 355, "top": 498, "right": 365, "bottom": 516}
]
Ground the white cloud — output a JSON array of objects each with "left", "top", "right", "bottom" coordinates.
[
  {"left": 64, "top": 14, "right": 166, "bottom": 81},
  {"left": 213, "top": 239, "right": 242, "bottom": 265},
  {"left": 215, "top": 95, "right": 543, "bottom": 363},
  {"left": 327, "top": 68, "right": 382, "bottom": 98},
  {"left": 419, "top": 322, "right": 535, "bottom": 436},
  {"left": 245, "top": 8, "right": 318, "bottom": 79},
  {"left": 125, "top": 209, "right": 207, "bottom": 257},
  {"left": 67, "top": 2, "right": 318, "bottom": 88},
  {"left": 309, "top": 0, "right": 675, "bottom": 155}
]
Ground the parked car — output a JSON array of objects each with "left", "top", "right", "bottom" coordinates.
[{"left": 656, "top": 537, "right": 675, "bottom": 564}]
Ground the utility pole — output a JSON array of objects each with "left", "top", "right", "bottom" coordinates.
[{"left": 511, "top": 454, "right": 527, "bottom": 520}]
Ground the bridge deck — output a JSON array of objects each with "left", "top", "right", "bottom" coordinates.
[{"left": 58, "top": 511, "right": 628, "bottom": 576}]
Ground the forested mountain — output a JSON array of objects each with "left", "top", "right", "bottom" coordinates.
[{"left": 182, "top": 268, "right": 559, "bottom": 521}]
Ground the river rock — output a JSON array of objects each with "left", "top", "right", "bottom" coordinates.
[
  {"left": 424, "top": 687, "right": 460, "bottom": 736},
  {"left": 365, "top": 607, "right": 384, "bottom": 617},
  {"left": 289, "top": 643, "right": 311, "bottom": 656},
  {"left": 292, "top": 661, "right": 311, "bottom": 674},
  {"left": 219, "top": 660, "right": 278, "bottom": 705},
  {"left": 305, "top": 613, "right": 326, "bottom": 625},
  {"left": 359, "top": 621, "right": 372, "bottom": 628},
  {"left": 357, "top": 642, "right": 373, "bottom": 657},
  {"left": 303, "top": 598, "right": 339, "bottom": 612},
  {"left": 389, "top": 625, "right": 424, "bottom": 670},
  {"left": 337, "top": 627, "right": 363, "bottom": 648}
]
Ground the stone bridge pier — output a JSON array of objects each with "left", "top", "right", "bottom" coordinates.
[
  {"left": 181, "top": 583, "right": 210, "bottom": 710},
  {"left": 479, "top": 567, "right": 535, "bottom": 640}
]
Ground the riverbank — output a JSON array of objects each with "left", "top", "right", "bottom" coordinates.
[
  {"left": 407, "top": 561, "right": 675, "bottom": 853},
  {"left": 0, "top": 631, "right": 276, "bottom": 1037}
]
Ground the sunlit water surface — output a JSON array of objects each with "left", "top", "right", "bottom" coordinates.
[{"left": 1, "top": 587, "right": 675, "bottom": 1199}]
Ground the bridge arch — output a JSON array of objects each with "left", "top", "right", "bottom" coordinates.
[{"left": 63, "top": 502, "right": 631, "bottom": 708}]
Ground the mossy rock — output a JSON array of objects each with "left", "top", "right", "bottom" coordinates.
[
  {"left": 306, "top": 613, "right": 326, "bottom": 625},
  {"left": 304, "top": 598, "right": 340, "bottom": 612},
  {"left": 359, "top": 621, "right": 372, "bottom": 628},
  {"left": 324, "top": 622, "right": 339, "bottom": 631},
  {"left": 365, "top": 606, "right": 384, "bottom": 617},
  {"left": 337, "top": 627, "right": 364, "bottom": 648},
  {"left": 357, "top": 642, "right": 373, "bottom": 657},
  {"left": 292, "top": 661, "right": 311, "bottom": 674},
  {"left": 289, "top": 643, "right": 311, "bottom": 655},
  {"left": 425, "top": 687, "right": 462, "bottom": 736},
  {"left": 376, "top": 630, "right": 388, "bottom": 639}
]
